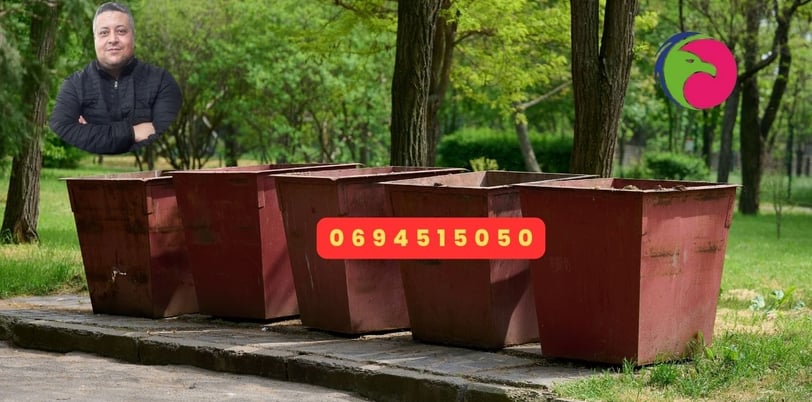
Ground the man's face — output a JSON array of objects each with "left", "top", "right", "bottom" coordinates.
[{"left": 94, "top": 11, "right": 134, "bottom": 73}]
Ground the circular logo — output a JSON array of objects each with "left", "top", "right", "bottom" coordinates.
[{"left": 654, "top": 32, "right": 737, "bottom": 110}]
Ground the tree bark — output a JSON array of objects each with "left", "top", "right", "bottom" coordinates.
[
  {"left": 738, "top": 2, "right": 765, "bottom": 214},
  {"left": 1, "top": 0, "right": 60, "bottom": 244},
  {"left": 512, "top": 82, "right": 571, "bottom": 172},
  {"left": 514, "top": 112, "right": 541, "bottom": 172},
  {"left": 717, "top": 85, "right": 739, "bottom": 183},
  {"left": 738, "top": 0, "right": 808, "bottom": 214},
  {"left": 426, "top": 1, "right": 456, "bottom": 166},
  {"left": 701, "top": 108, "right": 720, "bottom": 168},
  {"left": 390, "top": 0, "right": 441, "bottom": 166},
  {"left": 569, "top": 0, "right": 639, "bottom": 177}
]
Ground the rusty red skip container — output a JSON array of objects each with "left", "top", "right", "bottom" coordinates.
[
  {"left": 274, "top": 166, "right": 465, "bottom": 335},
  {"left": 170, "top": 163, "right": 359, "bottom": 320},
  {"left": 64, "top": 171, "right": 198, "bottom": 318},
  {"left": 517, "top": 178, "right": 738, "bottom": 365},
  {"left": 381, "top": 171, "right": 592, "bottom": 349}
]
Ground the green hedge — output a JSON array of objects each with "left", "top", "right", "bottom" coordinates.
[
  {"left": 625, "top": 152, "right": 710, "bottom": 180},
  {"left": 436, "top": 127, "right": 572, "bottom": 172}
]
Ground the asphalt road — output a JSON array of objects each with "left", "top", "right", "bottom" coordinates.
[{"left": 0, "top": 342, "right": 368, "bottom": 402}]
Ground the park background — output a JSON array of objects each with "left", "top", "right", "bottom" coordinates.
[{"left": 1, "top": 1, "right": 811, "bottom": 401}]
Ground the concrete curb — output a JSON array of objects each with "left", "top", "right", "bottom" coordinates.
[{"left": 0, "top": 296, "right": 591, "bottom": 402}]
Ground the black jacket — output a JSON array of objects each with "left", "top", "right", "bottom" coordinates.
[{"left": 49, "top": 58, "right": 182, "bottom": 155}]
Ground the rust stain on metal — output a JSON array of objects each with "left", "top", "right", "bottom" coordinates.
[
  {"left": 648, "top": 248, "right": 679, "bottom": 258},
  {"left": 696, "top": 243, "right": 721, "bottom": 253}
]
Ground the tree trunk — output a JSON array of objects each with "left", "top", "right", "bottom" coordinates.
[
  {"left": 390, "top": 0, "right": 441, "bottom": 166},
  {"left": 514, "top": 112, "right": 541, "bottom": 172},
  {"left": 222, "top": 125, "right": 239, "bottom": 167},
  {"left": 569, "top": 0, "right": 639, "bottom": 177},
  {"left": 426, "top": 1, "right": 456, "bottom": 167},
  {"left": 739, "top": 78, "right": 762, "bottom": 214},
  {"left": 738, "top": 2, "right": 764, "bottom": 215},
  {"left": 717, "top": 85, "right": 739, "bottom": 183},
  {"left": 738, "top": 0, "right": 806, "bottom": 214},
  {"left": 1, "top": 0, "right": 60, "bottom": 244},
  {"left": 701, "top": 108, "right": 720, "bottom": 168},
  {"left": 511, "top": 83, "right": 570, "bottom": 173}
]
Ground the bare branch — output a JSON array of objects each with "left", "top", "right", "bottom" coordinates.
[
  {"left": 453, "top": 28, "right": 496, "bottom": 45},
  {"left": 515, "top": 81, "right": 572, "bottom": 111}
]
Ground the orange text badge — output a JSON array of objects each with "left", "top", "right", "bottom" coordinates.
[{"left": 316, "top": 217, "right": 545, "bottom": 260}]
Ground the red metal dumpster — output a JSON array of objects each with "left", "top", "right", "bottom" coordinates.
[
  {"left": 517, "top": 178, "right": 738, "bottom": 365},
  {"left": 274, "top": 166, "right": 465, "bottom": 335},
  {"left": 65, "top": 171, "right": 197, "bottom": 318},
  {"left": 382, "top": 171, "right": 591, "bottom": 349},
  {"left": 170, "top": 163, "right": 358, "bottom": 320}
]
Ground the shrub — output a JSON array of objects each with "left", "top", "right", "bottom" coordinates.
[
  {"left": 42, "top": 132, "right": 87, "bottom": 169},
  {"left": 645, "top": 152, "right": 710, "bottom": 180},
  {"left": 437, "top": 127, "right": 572, "bottom": 172},
  {"left": 629, "top": 152, "right": 710, "bottom": 180}
]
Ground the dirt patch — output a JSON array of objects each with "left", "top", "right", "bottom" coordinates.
[
  {"left": 723, "top": 288, "right": 760, "bottom": 302},
  {"left": 714, "top": 307, "right": 809, "bottom": 335}
]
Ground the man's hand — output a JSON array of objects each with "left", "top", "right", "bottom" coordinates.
[{"left": 133, "top": 122, "right": 156, "bottom": 142}]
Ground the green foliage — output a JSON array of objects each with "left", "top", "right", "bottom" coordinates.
[
  {"left": 451, "top": 0, "right": 572, "bottom": 129},
  {"left": 134, "top": 0, "right": 394, "bottom": 167},
  {"left": 0, "top": 3, "right": 28, "bottom": 167},
  {"left": 1, "top": 0, "right": 94, "bottom": 170},
  {"left": 627, "top": 152, "right": 710, "bottom": 180},
  {"left": 436, "top": 127, "right": 572, "bottom": 172},
  {"left": 469, "top": 157, "right": 500, "bottom": 171},
  {"left": 41, "top": 132, "right": 87, "bottom": 169}
]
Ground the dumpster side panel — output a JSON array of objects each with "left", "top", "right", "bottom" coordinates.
[
  {"left": 173, "top": 173, "right": 266, "bottom": 318},
  {"left": 637, "top": 187, "right": 735, "bottom": 363},
  {"left": 523, "top": 188, "right": 643, "bottom": 363},
  {"left": 387, "top": 189, "right": 494, "bottom": 345},
  {"left": 258, "top": 175, "right": 298, "bottom": 319},
  {"left": 70, "top": 181, "right": 154, "bottom": 317},
  {"left": 67, "top": 176, "right": 197, "bottom": 318},
  {"left": 278, "top": 180, "right": 351, "bottom": 331},
  {"left": 389, "top": 184, "right": 538, "bottom": 349},
  {"left": 339, "top": 181, "right": 409, "bottom": 332},
  {"left": 145, "top": 181, "right": 198, "bottom": 317}
]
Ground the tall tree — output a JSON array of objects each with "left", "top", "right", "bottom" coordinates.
[
  {"left": 426, "top": 0, "right": 456, "bottom": 166},
  {"left": 1, "top": 0, "right": 60, "bottom": 244},
  {"left": 390, "top": 0, "right": 442, "bottom": 166},
  {"left": 569, "top": 0, "right": 639, "bottom": 176},
  {"left": 738, "top": 0, "right": 810, "bottom": 214},
  {"left": 0, "top": 3, "right": 26, "bottom": 170}
]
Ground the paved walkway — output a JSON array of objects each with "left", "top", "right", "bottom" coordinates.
[
  {"left": 0, "top": 341, "right": 367, "bottom": 402},
  {"left": 0, "top": 294, "right": 590, "bottom": 402}
]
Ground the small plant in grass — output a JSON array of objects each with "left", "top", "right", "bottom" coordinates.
[
  {"left": 648, "top": 363, "right": 679, "bottom": 387},
  {"left": 749, "top": 288, "right": 806, "bottom": 313},
  {"left": 765, "top": 174, "right": 790, "bottom": 238}
]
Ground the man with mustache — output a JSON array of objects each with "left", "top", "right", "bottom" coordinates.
[{"left": 49, "top": 2, "right": 181, "bottom": 155}]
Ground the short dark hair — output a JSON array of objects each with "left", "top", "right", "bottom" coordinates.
[{"left": 93, "top": 2, "right": 135, "bottom": 37}]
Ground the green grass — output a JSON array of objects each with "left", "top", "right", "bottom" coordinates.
[
  {"left": 554, "top": 313, "right": 812, "bottom": 401},
  {"left": 0, "top": 157, "right": 136, "bottom": 298},
  {"left": 791, "top": 176, "right": 812, "bottom": 207},
  {"left": 720, "top": 212, "right": 812, "bottom": 307}
]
